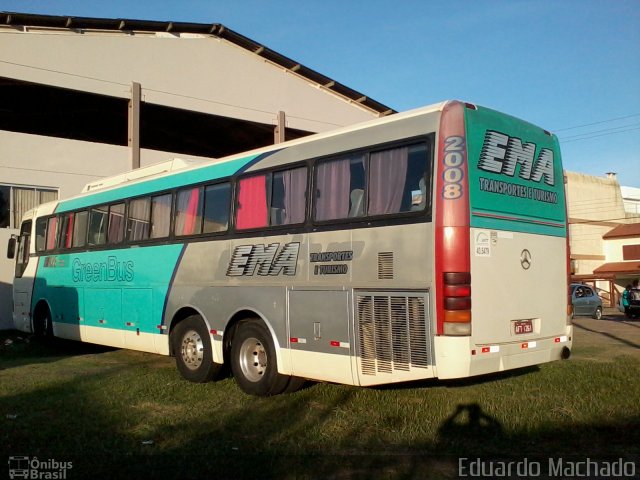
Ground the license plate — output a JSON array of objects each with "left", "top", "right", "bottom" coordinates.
[{"left": 514, "top": 320, "right": 533, "bottom": 335}]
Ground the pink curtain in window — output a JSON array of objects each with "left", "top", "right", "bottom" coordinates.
[
  {"left": 46, "top": 217, "right": 57, "bottom": 250},
  {"left": 237, "top": 175, "right": 268, "bottom": 229},
  {"left": 283, "top": 168, "right": 307, "bottom": 224},
  {"left": 65, "top": 214, "right": 74, "bottom": 248},
  {"left": 184, "top": 188, "right": 200, "bottom": 234},
  {"left": 315, "top": 160, "right": 351, "bottom": 221},
  {"left": 368, "top": 147, "right": 408, "bottom": 215}
]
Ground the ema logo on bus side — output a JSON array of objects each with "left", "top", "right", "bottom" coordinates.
[
  {"left": 227, "top": 242, "right": 300, "bottom": 276},
  {"left": 478, "top": 131, "right": 555, "bottom": 186}
]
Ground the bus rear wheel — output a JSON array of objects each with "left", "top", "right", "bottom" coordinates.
[
  {"left": 172, "top": 315, "right": 221, "bottom": 383},
  {"left": 230, "top": 320, "right": 290, "bottom": 396}
]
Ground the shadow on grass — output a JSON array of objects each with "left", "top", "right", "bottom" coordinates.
[
  {"left": 2, "top": 335, "right": 639, "bottom": 479},
  {"left": 2, "top": 378, "right": 639, "bottom": 478},
  {"left": 1, "top": 330, "right": 116, "bottom": 370},
  {"left": 573, "top": 322, "right": 640, "bottom": 349}
]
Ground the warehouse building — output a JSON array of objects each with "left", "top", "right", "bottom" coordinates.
[{"left": 0, "top": 11, "right": 394, "bottom": 328}]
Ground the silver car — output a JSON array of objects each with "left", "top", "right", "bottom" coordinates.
[{"left": 571, "top": 283, "right": 603, "bottom": 319}]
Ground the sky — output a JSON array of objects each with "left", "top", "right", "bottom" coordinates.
[{"left": 2, "top": 0, "right": 639, "bottom": 187}]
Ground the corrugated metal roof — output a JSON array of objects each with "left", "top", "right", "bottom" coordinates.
[{"left": 0, "top": 11, "right": 396, "bottom": 117}]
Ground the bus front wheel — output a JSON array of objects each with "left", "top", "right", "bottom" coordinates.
[
  {"left": 230, "top": 320, "right": 290, "bottom": 396},
  {"left": 172, "top": 315, "right": 221, "bottom": 383},
  {"left": 33, "top": 305, "right": 53, "bottom": 339}
]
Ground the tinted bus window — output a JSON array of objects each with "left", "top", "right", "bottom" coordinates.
[
  {"left": 128, "top": 197, "right": 150, "bottom": 241},
  {"left": 108, "top": 203, "right": 125, "bottom": 244},
  {"left": 175, "top": 186, "right": 204, "bottom": 236},
  {"left": 315, "top": 155, "right": 365, "bottom": 221},
  {"left": 72, "top": 211, "right": 88, "bottom": 248},
  {"left": 272, "top": 167, "right": 307, "bottom": 225},
  {"left": 35, "top": 217, "right": 47, "bottom": 252},
  {"left": 150, "top": 194, "right": 172, "bottom": 239},
  {"left": 59, "top": 213, "right": 74, "bottom": 249},
  {"left": 368, "top": 143, "right": 429, "bottom": 215},
  {"left": 236, "top": 175, "right": 268, "bottom": 230},
  {"left": 88, "top": 206, "right": 108, "bottom": 246},
  {"left": 203, "top": 183, "right": 230, "bottom": 234},
  {"left": 46, "top": 216, "right": 58, "bottom": 250}
]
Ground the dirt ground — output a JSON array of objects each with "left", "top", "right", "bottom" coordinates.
[{"left": 571, "top": 307, "right": 640, "bottom": 361}]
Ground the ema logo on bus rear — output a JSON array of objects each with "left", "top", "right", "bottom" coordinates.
[
  {"left": 227, "top": 242, "right": 300, "bottom": 276},
  {"left": 478, "top": 131, "right": 555, "bottom": 186}
]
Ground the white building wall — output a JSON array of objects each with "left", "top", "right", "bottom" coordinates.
[
  {"left": 604, "top": 238, "right": 632, "bottom": 262},
  {"left": 0, "top": 28, "right": 378, "bottom": 132}
]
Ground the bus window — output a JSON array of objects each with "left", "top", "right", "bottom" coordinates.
[
  {"left": 368, "top": 143, "right": 429, "bottom": 215},
  {"left": 175, "top": 186, "right": 204, "bottom": 236},
  {"left": 315, "top": 154, "right": 365, "bottom": 221},
  {"left": 15, "top": 220, "right": 31, "bottom": 278},
  {"left": 272, "top": 167, "right": 307, "bottom": 225},
  {"left": 128, "top": 197, "right": 150, "bottom": 241},
  {"left": 236, "top": 175, "right": 268, "bottom": 230},
  {"left": 88, "top": 206, "right": 108, "bottom": 246},
  {"left": 203, "top": 183, "right": 230, "bottom": 233},
  {"left": 72, "top": 211, "right": 88, "bottom": 248},
  {"left": 35, "top": 217, "right": 47, "bottom": 252},
  {"left": 150, "top": 194, "right": 172, "bottom": 239},
  {"left": 59, "top": 213, "right": 75, "bottom": 249},
  {"left": 46, "top": 216, "right": 59, "bottom": 250},
  {"left": 108, "top": 203, "right": 125, "bottom": 243}
]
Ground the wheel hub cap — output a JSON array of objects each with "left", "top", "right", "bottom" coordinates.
[
  {"left": 239, "top": 337, "right": 267, "bottom": 382},
  {"left": 181, "top": 331, "right": 204, "bottom": 370}
]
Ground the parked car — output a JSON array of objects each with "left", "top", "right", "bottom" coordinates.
[
  {"left": 571, "top": 283, "right": 603, "bottom": 319},
  {"left": 618, "top": 288, "right": 640, "bottom": 318}
]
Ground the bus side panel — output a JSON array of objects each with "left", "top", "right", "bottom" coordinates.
[{"left": 31, "top": 245, "right": 183, "bottom": 351}]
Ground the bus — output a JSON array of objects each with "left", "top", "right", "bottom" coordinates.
[{"left": 7, "top": 100, "right": 572, "bottom": 396}]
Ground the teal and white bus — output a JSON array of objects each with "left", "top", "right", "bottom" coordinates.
[{"left": 8, "top": 101, "right": 572, "bottom": 396}]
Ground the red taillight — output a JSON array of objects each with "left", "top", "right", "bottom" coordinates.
[
  {"left": 435, "top": 101, "right": 470, "bottom": 336},
  {"left": 443, "top": 271, "right": 472, "bottom": 335}
]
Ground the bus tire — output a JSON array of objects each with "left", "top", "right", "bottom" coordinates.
[
  {"left": 230, "top": 319, "right": 289, "bottom": 396},
  {"left": 33, "top": 305, "right": 53, "bottom": 339},
  {"left": 282, "top": 375, "right": 306, "bottom": 394},
  {"left": 172, "top": 315, "right": 221, "bottom": 383}
]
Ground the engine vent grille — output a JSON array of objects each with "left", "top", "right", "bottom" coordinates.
[
  {"left": 377, "top": 252, "right": 394, "bottom": 279},
  {"left": 356, "top": 292, "right": 431, "bottom": 376}
]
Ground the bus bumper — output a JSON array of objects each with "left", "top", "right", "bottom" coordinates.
[{"left": 433, "top": 326, "right": 573, "bottom": 379}]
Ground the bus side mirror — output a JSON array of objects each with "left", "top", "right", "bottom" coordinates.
[{"left": 7, "top": 236, "right": 16, "bottom": 259}]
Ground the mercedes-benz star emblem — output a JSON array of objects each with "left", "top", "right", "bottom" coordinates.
[{"left": 520, "top": 249, "right": 532, "bottom": 270}]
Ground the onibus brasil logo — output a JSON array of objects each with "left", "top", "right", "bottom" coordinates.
[{"left": 8, "top": 456, "right": 72, "bottom": 479}]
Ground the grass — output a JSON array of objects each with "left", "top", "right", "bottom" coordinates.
[{"left": 1, "top": 323, "right": 639, "bottom": 479}]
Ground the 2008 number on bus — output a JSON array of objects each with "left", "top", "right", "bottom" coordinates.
[{"left": 442, "top": 135, "right": 465, "bottom": 199}]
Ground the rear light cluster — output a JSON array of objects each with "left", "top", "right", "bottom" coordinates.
[{"left": 443, "top": 272, "right": 471, "bottom": 336}]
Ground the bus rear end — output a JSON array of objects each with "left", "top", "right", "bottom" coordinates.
[{"left": 434, "top": 101, "right": 571, "bottom": 379}]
